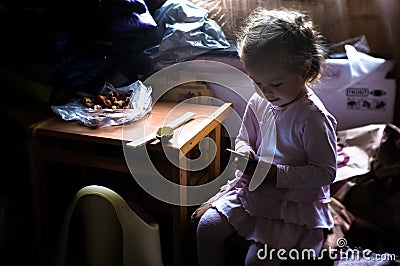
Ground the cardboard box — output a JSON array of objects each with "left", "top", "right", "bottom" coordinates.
[
  {"left": 160, "top": 81, "right": 215, "bottom": 104},
  {"left": 313, "top": 59, "right": 396, "bottom": 130},
  {"left": 146, "top": 70, "right": 216, "bottom": 104}
]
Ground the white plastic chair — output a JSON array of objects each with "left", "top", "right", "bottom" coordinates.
[{"left": 56, "top": 185, "right": 163, "bottom": 266}]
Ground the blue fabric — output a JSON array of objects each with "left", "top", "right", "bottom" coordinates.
[{"left": 144, "top": 0, "right": 230, "bottom": 70}]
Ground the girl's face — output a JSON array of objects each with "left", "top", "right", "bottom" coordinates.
[{"left": 245, "top": 54, "right": 308, "bottom": 107}]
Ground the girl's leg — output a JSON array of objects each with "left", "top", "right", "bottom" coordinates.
[
  {"left": 296, "top": 228, "right": 325, "bottom": 261},
  {"left": 196, "top": 207, "right": 235, "bottom": 266},
  {"left": 245, "top": 241, "right": 280, "bottom": 266}
]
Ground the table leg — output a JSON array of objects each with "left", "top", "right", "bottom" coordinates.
[
  {"left": 28, "top": 136, "right": 48, "bottom": 263},
  {"left": 208, "top": 124, "right": 221, "bottom": 180},
  {"left": 171, "top": 152, "right": 190, "bottom": 266}
]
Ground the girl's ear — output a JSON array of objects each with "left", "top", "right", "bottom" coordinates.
[
  {"left": 302, "top": 59, "right": 312, "bottom": 80},
  {"left": 303, "top": 59, "right": 312, "bottom": 73}
]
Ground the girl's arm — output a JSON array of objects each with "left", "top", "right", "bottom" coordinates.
[
  {"left": 277, "top": 111, "right": 337, "bottom": 189},
  {"left": 235, "top": 95, "right": 260, "bottom": 159}
]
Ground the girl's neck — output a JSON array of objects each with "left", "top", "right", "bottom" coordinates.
[{"left": 277, "top": 85, "right": 309, "bottom": 108}]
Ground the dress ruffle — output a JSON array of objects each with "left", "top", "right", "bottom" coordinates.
[{"left": 211, "top": 178, "right": 333, "bottom": 248}]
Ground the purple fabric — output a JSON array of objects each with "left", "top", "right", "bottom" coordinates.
[
  {"left": 100, "top": 0, "right": 147, "bottom": 16},
  {"left": 105, "top": 11, "right": 157, "bottom": 39},
  {"left": 97, "top": 0, "right": 157, "bottom": 40}
]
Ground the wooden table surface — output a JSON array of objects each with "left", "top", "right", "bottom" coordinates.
[{"left": 33, "top": 102, "right": 231, "bottom": 149}]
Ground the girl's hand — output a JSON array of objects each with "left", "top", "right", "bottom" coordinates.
[
  {"left": 243, "top": 159, "right": 277, "bottom": 186},
  {"left": 230, "top": 150, "right": 277, "bottom": 186},
  {"left": 231, "top": 150, "right": 255, "bottom": 173}
]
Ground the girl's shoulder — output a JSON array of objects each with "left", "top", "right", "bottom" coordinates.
[
  {"left": 297, "top": 91, "right": 337, "bottom": 129},
  {"left": 297, "top": 90, "right": 330, "bottom": 115},
  {"left": 248, "top": 92, "right": 271, "bottom": 109}
]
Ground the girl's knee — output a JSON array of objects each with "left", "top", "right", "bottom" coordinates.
[{"left": 197, "top": 208, "right": 233, "bottom": 241}]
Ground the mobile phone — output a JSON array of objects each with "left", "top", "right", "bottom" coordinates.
[{"left": 226, "top": 148, "right": 254, "bottom": 162}]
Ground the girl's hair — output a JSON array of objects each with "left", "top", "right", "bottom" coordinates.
[{"left": 236, "top": 8, "right": 328, "bottom": 82}]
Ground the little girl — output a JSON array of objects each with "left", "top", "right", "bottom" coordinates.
[{"left": 197, "top": 8, "right": 337, "bottom": 266}]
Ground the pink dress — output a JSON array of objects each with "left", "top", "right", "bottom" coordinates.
[{"left": 211, "top": 90, "right": 337, "bottom": 249}]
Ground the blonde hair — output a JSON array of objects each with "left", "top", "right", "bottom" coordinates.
[{"left": 236, "top": 8, "right": 327, "bottom": 82}]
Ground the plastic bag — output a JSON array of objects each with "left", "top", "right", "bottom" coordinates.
[
  {"left": 328, "top": 35, "right": 371, "bottom": 58},
  {"left": 316, "top": 44, "right": 386, "bottom": 93},
  {"left": 51, "top": 80, "right": 152, "bottom": 128}
]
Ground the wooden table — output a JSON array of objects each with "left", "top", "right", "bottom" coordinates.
[{"left": 28, "top": 101, "right": 232, "bottom": 266}]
